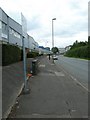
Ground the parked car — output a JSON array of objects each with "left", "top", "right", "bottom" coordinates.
[{"left": 53, "top": 55, "right": 58, "bottom": 60}]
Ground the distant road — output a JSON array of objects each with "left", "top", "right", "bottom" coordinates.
[{"left": 55, "top": 55, "right": 88, "bottom": 90}]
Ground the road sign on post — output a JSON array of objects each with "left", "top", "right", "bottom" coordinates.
[
  {"left": 21, "top": 13, "right": 30, "bottom": 94},
  {"left": 21, "top": 13, "right": 27, "bottom": 38}
]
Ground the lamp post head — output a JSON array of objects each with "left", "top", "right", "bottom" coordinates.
[{"left": 52, "top": 18, "right": 56, "bottom": 20}]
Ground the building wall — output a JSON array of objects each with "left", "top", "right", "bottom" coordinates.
[
  {"left": 8, "top": 17, "right": 22, "bottom": 46},
  {"left": 0, "top": 8, "right": 2, "bottom": 41},
  {"left": 28, "top": 35, "right": 39, "bottom": 51},
  {"left": 1, "top": 9, "right": 7, "bottom": 24},
  {"left": 0, "top": 8, "right": 2, "bottom": 21},
  {"left": 28, "top": 35, "right": 34, "bottom": 50},
  {"left": 0, "top": 8, "right": 39, "bottom": 51},
  {"left": 0, "top": 8, "right": 8, "bottom": 42},
  {"left": 0, "top": 21, "right": 2, "bottom": 40},
  {"left": 34, "top": 42, "right": 39, "bottom": 51},
  {"left": 59, "top": 48, "right": 66, "bottom": 54},
  {"left": 9, "top": 17, "right": 22, "bottom": 34},
  {"left": 24, "top": 37, "right": 28, "bottom": 48},
  {"left": 39, "top": 46, "right": 50, "bottom": 55}
]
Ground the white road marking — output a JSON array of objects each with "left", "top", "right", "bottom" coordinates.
[
  {"left": 55, "top": 72, "right": 65, "bottom": 77},
  {"left": 39, "top": 64, "right": 45, "bottom": 67},
  {"left": 39, "top": 73, "right": 54, "bottom": 76},
  {"left": 38, "top": 62, "right": 40, "bottom": 65},
  {"left": 31, "top": 113, "right": 71, "bottom": 118},
  {"left": 51, "top": 64, "right": 55, "bottom": 65},
  {"left": 70, "top": 75, "right": 89, "bottom": 92},
  {"left": 55, "top": 62, "right": 89, "bottom": 92},
  {"left": 71, "top": 110, "right": 76, "bottom": 112}
]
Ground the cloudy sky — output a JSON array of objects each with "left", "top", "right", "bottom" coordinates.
[{"left": 0, "top": 0, "right": 89, "bottom": 48}]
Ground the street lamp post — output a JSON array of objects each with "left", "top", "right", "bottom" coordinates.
[
  {"left": 52, "top": 18, "right": 56, "bottom": 48},
  {"left": 52, "top": 18, "right": 56, "bottom": 63}
]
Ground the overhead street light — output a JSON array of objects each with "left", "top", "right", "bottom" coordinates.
[{"left": 52, "top": 18, "right": 56, "bottom": 20}]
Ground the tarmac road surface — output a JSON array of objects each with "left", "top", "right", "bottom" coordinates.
[{"left": 55, "top": 55, "right": 88, "bottom": 90}]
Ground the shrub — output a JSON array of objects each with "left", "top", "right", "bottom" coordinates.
[
  {"left": 20, "top": 49, "right": 23, "bottom": 61},
  {"left": 65, "top": 46, "right": 88, "bottom": 59},
  {"left": 2, "top": 44, "right": 21, "bottom": 66},
  {"left": 27, "top": 51, "right": 39, "bottom": 58}
]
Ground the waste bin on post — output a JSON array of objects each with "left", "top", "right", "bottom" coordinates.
[{"left": 32, "top": 59, "right": 38, "bottom": 75}]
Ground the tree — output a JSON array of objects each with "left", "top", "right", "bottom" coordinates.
[
  {"left": 51, "top": 47, "right": 59, "bottom": 54},
  {"left": 70, "top": 40, "right": 88, "bottom": 50}
]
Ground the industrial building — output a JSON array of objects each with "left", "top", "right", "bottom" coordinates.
[
  {"left": 0, "top": 8, "right": 39, "bottom": 51},
  {"left": 58, "top": 48, "right": 66, "bottom": 54},
  {"left": 0, "top": 7, "right": 51, "bottom": 54}
]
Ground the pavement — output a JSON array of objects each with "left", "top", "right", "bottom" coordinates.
[
  {"left": 0, "top": 66, "right": 2, "bottom": 120},
  {"left": 2, "top": 57, "right": 35, "bottom": 118},
  {"left": 2, "top": 61, "right": 24, "bottom": 118},
  {"left": 8, "top": 56, "right": 88, "bottom": 118}
]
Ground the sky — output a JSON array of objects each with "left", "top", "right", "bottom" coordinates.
[{"left": 0, "top": 0, "right": 89, "bottom": 48}]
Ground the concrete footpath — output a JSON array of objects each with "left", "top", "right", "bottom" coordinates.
[{"left": 8, "top": 56, "right": 88, "bottom": 118}]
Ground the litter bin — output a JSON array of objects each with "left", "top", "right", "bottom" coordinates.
[{"left": 32, "top": 59, "right": 38, "bottom": 75}]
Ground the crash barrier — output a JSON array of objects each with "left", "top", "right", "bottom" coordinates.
[
  {"left": 32, "top": 59, "right": 38, "bottom": 75},
  {"left": 2, "top": 62, "right": 24, "bottom": 118}
]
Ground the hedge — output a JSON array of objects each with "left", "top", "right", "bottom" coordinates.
[
  {"left": 65, "top": 46, "right": 88, "bottom": 59},
  {"left": 27, "top": 51, "right": 39, "bottom": 58},
  {"left": 2, "top": 44, "right": 40, "bottom": 66},
  {"left": 2, "top": 44, "right": 21, "bottom": 66}
]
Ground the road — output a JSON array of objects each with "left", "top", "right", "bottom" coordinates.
[{"left": 55, "top": 55, "right": 88, "bottom": 91}]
